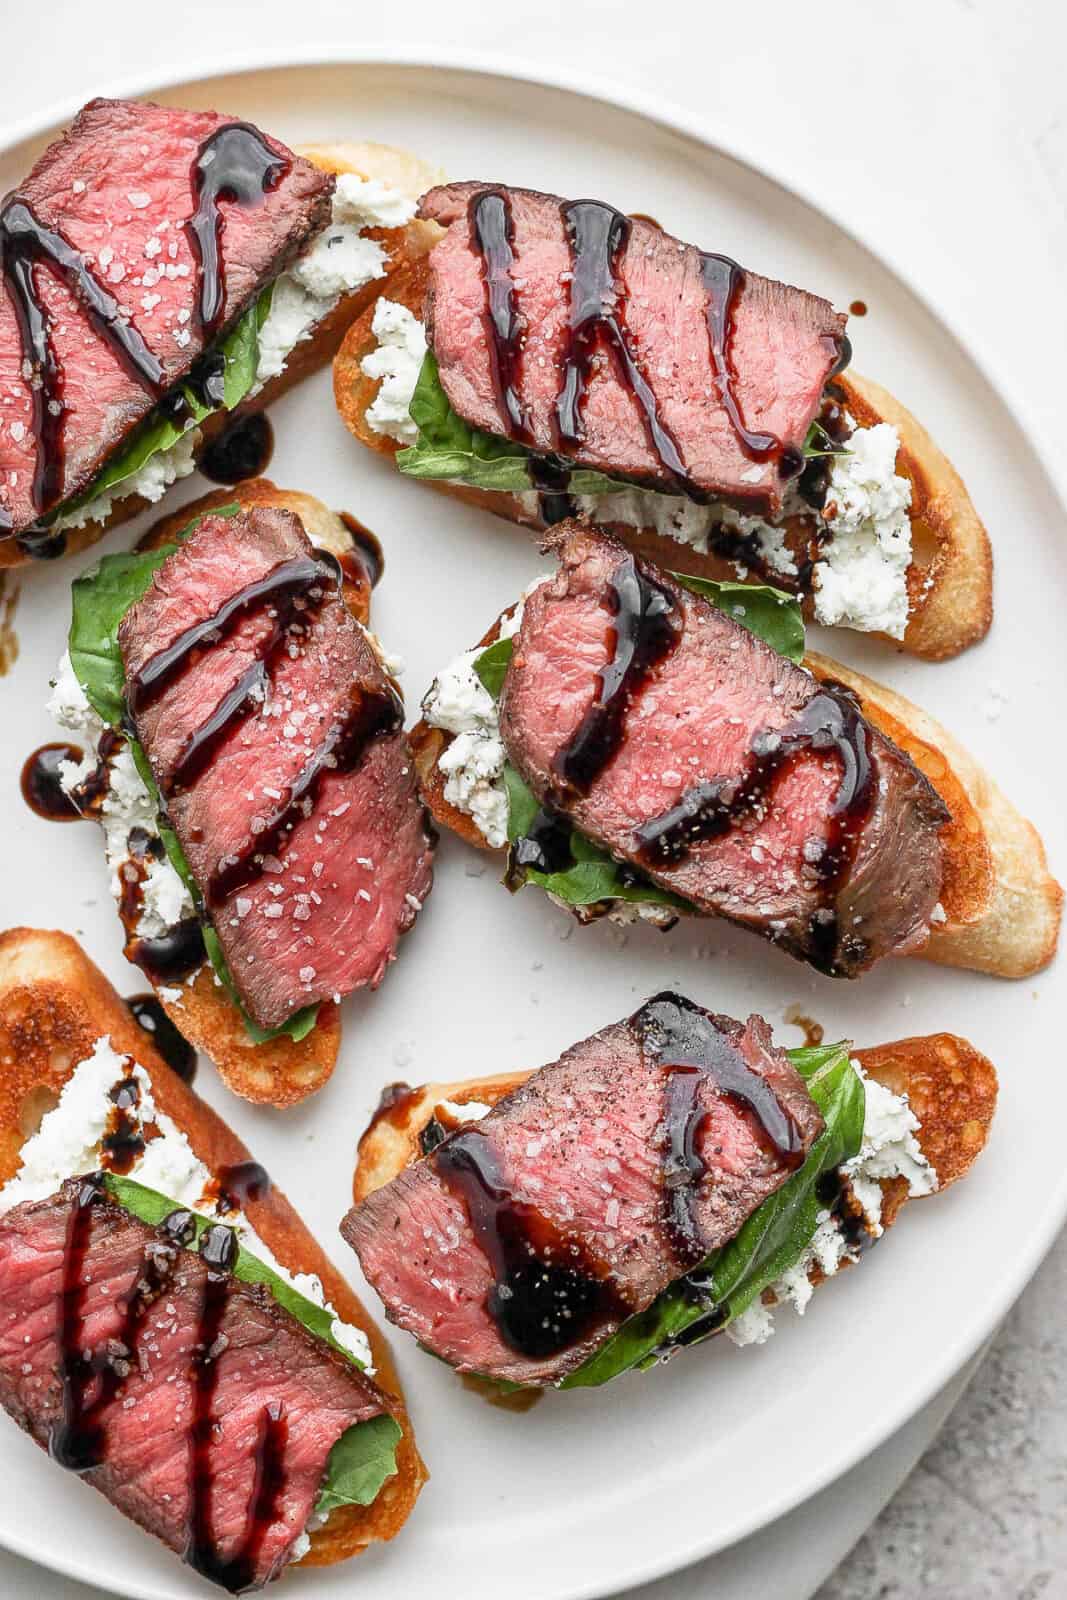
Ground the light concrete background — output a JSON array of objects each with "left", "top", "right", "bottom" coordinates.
[{"left": 0, "top": 3, "right": 1064, "bottom": 1597}]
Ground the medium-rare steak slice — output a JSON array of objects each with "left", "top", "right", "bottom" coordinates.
[
  {"left": 0, "top": 98, "right": 333, "bottom": 536},
  {"left": 419, "top": 182, "right": 848, "bottom": 516},
  {"left": 119, "top": 506, "right": 434, "bottom": 1030},
  {"left": 497, "top": 523, "right": 947, "bottom": 976},
  {"left": 343, "top": 994, "right": 822, "bottom": 1386},
  {"left": 0, "top": 1179, "right": 387, "bottom": 1590}
]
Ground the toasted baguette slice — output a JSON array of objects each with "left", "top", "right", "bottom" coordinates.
[
  {"left": 0, "top": 143, "right": 441, "bottom": 574},
  {"left": 335, "top": 256, "right": 991, "bottom": 660},
  {"left": 409, "top": 614, "right": 1061, "bottom": 979},
  {"left": 76, "top": 478, "right": 386, "bottom": 1108},
  {"left": 0, "top": 927, "right": 426, "bottom": 1566},
  {"left": 352, "top": 1033, "right": 998, "bottom": 1329}
]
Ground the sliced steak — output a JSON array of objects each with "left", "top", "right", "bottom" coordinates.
[
  {"left": 119, "top": 506, "right": 434, "bottom": 1030},
  {"left": 344, "top": 995, "right": 822, "bottom": 1386},
  {"left": 420, "top": 182, "right": 847, "bottom": 516},
  {"left": 0, "top": 1179, "right": 386, "bottom": 1590},
  {"left": 0, "top": 98, "right": 333, "bottom": 535},
  {"left": 498, "top": 522, "right": 946, "bottom": 976}
]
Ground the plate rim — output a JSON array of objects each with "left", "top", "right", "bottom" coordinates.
[{"left": 0, "top": 46, "right": 1062, "bottom": 1600}]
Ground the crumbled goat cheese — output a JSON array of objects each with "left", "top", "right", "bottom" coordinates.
[
  {"left": 57, "top": 177, "right": 413, "bottom": 530},
  {"left": 422, "top": 602, "right": 526, "bottom": 848},
  {"left": 437, "top": 1098, "right": 494, "bottom": 1122},
  {"left": 811, "top": 423, "right": 912, "bottom": 638},
  {"left": 726, "top": 1063, "right": 936, "bottom": 1348},
  {"left": 54, "top": 426, "right": 200, "bottom": 533},
  {"left": 360, "top": 299, "right": 428, "bottom": 443},
  {"left": 48, "top": 654, "right": 194, "bottom": 939},
  {"left": 255, "top": 175, "right": 414, "bottom": 387},
  {"left": 0, "top": 1036, "right": 374, "bottom": 1380}
]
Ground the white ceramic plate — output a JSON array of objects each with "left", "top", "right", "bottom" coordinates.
[{"left": 0, "top": 56, "right": 1063, "bottom": 1600}]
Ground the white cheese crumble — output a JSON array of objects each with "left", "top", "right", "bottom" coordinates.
[
  {"left": 254, "top": 175, "right": 413, "bottom": 388},
  {"left": 48, "top": 654, "right": 195, "bottom": 940},
  {"left": 0, "top": 1035, "right": 374, "bottom": 1377},
  {"left": 811, "top": 423, "right": 913, "bottom": 639},
  {"left": 54, "top": 426, "right": 201, "bottom": 534},
  {"left": 56, "top": 175, "right": 413, "bottom": 533},
  {"left": 360, "top": 299, "right": 428, "bottom": 443},
  {"left": 726, "top": 1063, "right": 937, "bottom": 1347},
  {"left": 422, "top": 602, "right": 526, "bottom": 848}
]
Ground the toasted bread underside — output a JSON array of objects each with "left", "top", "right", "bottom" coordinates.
[
  {"left": 0, "top": 927, "right": 426, "bottom": 1562},
  {"left": 351, "top": 1032, "right": 998, "bottom": 1331},
  {"left": 0, "top": 142, "right": 439, "bottom": 574},
  {"left": 406, "top": 609, "right": 1061, "bottom": 979},
  {"left": 334, "top": 259, "right": 992, "bottom": 660}
]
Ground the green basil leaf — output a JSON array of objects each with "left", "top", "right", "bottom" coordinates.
[
  {"left": 670, "top": 573, "right": 806, "bottom": 663},
  {"left": 472, "top": 636, "right": 514, "bottom": 698},
  {"left": 69, "top": 549, "right": 176, "bottom": 724},
  {"left": 315, "top": 1414, "right": 403, "bottom": 1517},
  {"left": 103, "top": 1173, "right": 399, "bottom": 1521},
  {"left": 502, "top": 763, "right": 687, "bottom": 912},
  {"left": 396, "top": 352, "right": 634, "bottom": 496},
  {"left": 562, "top": 1042, "right": 865, "bottom": 1387}
]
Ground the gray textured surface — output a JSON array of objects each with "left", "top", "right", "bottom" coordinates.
[{"left": 817, "top": 1230, "right": 1067, "bottom": 1600}]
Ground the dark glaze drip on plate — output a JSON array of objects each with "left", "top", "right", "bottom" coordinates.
[
  {"left": 434, "top": 1127, "right": 625, "bottom": 1359},
  {"left": 186, "top": 123, "right": 290, "bottom": 337},
  {"left": 634, "top": 682, "right": 875, "bottom": 974},
  {"left": 338, "top": 513, "right": 385, "bottom": 588},
  {"left": 468, "top": 188, "right": 529, "bottom": 439},
  {"left": 633, "top": 994, "right": 805, "bottom": 1266},
  {"left": 0, "top": 198, "right": 166, "bottom": 520},
  {"left": 552, "top": 552, "right": 679, "bottom": 795},
  {"left": 20, "top": 743, "right": 83, "bottom": 820},
  {"left": 199, "top": 413, "right": 274, "bottom": 484},
  {"left": 210, "top": 1161, "right": 272, "bottom": 1212},
  {"left": 127, "top": 993, "right": 198, "bottom": 1083}
]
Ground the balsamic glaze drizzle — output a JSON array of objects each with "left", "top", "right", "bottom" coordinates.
[
  {"left": 0, "top": 198, "right": 166, "bottom": 517},
  {"left": 212, "top": 1161, "right": 272, "bottom": 1212},
  {"left": 434, "top": 1128, "right": 622, "bottom": 1360},
  {"left": 469, "top": 190, "right": 529, "bottom": 439},
  {"left": 557, "top": 200, "right": 692, "bottom": 487},
  {"left": 126, "top": 553, "right": 337, "bottom": 715},
  {"left": 634, "top": 994, "right": 805, "bottom": 1265},
  {"left": 698, "top": 252, "right": 779, "bottom": 461},
  {"left": 186, "top": 123, "right": 290, "bottom": 336},
  {"left": 633, "top": 682, "right": 874, "bottom": 972},
  {"left": 552, "top": 552, "right": 678, "bottom": 795},
  {"left": 464, "top": 190, "right": 839, "bottom": 501}
]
